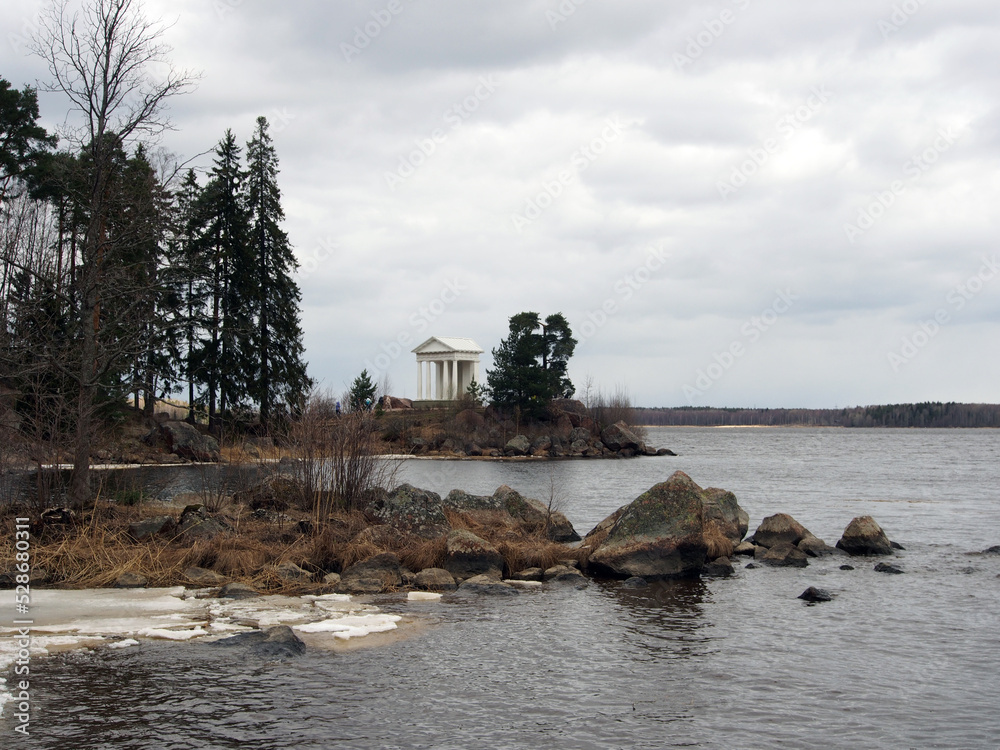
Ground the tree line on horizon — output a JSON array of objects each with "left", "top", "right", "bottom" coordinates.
[{"left": 635, "top": 402, "right": 1000, "bottom": 428}]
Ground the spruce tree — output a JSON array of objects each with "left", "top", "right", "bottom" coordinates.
[
  {"left": 198, "top": 130, "right": 253, "bottom": 431},
  {"left": 245, "top": 116, "right": 309, "bottom": 431}
]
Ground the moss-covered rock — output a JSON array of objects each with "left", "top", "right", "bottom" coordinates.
[{"left": 587, "top": 471, "right": 708, "bottom": 579}]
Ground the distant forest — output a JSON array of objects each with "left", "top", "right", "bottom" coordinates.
[{"left": 636, "top": 403, "right": 1000, "bottom": 428}]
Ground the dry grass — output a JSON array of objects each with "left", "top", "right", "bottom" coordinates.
[{"left": 703, "top": 521, "right": 735, "bottom": 560}]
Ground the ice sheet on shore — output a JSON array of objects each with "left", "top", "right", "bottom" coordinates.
[{"left": 0, "top": 586, "right": 404, "bottom": 717}]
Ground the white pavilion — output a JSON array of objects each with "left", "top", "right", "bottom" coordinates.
[{"left": 412, "top": 336, "right": 483, "bottom": 404}]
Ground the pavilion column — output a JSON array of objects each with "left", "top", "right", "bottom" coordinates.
[
  {"left": 451, "top": 360, "right": 459, "bottom": 399},
  {"left": 435, "top": 361, "right": 443, "bottom": 400},
  {"left": 416, "top": 360, "right": 423, "bottom": 400},
  {"left": 443, "top": 358, "right": 451, "bottom": 400}
]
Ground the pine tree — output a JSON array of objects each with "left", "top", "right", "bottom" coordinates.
[
  {"left": 245, "top": 116, "right": 309, "bottom": 431},
  {"left": 487, "top": 311, "right": 577, "bottom": 417},
  {"left": 348, "top": 369, "right": 377, "bottom": 412}
]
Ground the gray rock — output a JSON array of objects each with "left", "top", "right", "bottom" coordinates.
[
  {"left": 656, "top": 448, "right": 678, "bottom": 456},
  {"left": 587, "top": 471, "right": 708, "bottom": 579},
  {"left": 703, "top": 557, "right": 735, "bottom": 576},
  {"left": 621, "top": 576, "right": 648, "bottom": 588},
  {"left": 750, "top": 513, "right": 812, "bottom": 549},
  {"left": 457, "top": 574, "right": 518, "bottom": 596},
  {"left": 504, "top": 435, "right": 531, "bottom": 456},
  {"left": 543, "top": 565, "right": 588, "bottom": 584},
  {"left": 113, "top": 572, "right": 147, "bottom": 588},
  {"left": 973, "top": 545, "right": 1000, "bottom": 556},
  {"left": 733, "top": 541, "right": 757, "bottom": 557},
  {"left": 156, "top": 420, "right": 220, "bottom": 462},
  {"left": 128, "top": 516, "right": 175, "bottom": 541},
  {"left": 760, "top": 542, "right": 809, "bottom": 568},
  {"left": 798, "top": 534, "right": 836, "bottom": 557},
  {"left": 366, "top": 484, "right": 449, "bottom": 538},
  {"left": 178, "top": 504, "right": 228, "bottom": 541},
  {"left": 337, "top": 553, "right": 403, "bottom": 594},
  {"left": 322, "top": 572, "right": 341, "bottom": 585},
  {"left": 218, "top": 582, "right": 260, "bottom": 600},
  {"left": 184, "top": 566, "right": 228, "bottom": 586},
  {"left": 272, "top": 561, "right": 312, "bottom": 582},
  {"left": 442, "top": 489, "right": 502, "bottom": 512},
  {"left": 701, "top": 487, "right": 750, "bottom": 545},
  {"left": 443, "top": 529, "right": 504, "bottom": 581},
  {"left": 798, "top": 586, "right": 834, "bottom": 602},
  {"left": 836, "top": 516, "right": 895, "bottom": 556},
  {"left": 840, "top": 564, "right": 855, "bottom": 571},
  {"left": 414, "top": 567, "right": 457, "bottom": 591},
  {"left": 492, "top": 485, "right": 581, "bottom": 542},
  {"left": 210, "top": 625, "right": 306, "bottom": 659},
  {"left": 599, "top": 421, "right": 643, "bottom": 452},
  {"left": 234, "top": 474, "right": 302, "bottom": 512}
]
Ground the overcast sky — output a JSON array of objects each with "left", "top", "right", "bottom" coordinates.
[{"left": 6, "top": 0, "right": 1000, "bottom": 407}]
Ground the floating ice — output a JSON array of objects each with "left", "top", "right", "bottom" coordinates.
[
  {"left": 294, "top": 614, "right": 402, "bottom": 639},
  {"left": 407, "top": 591, "right": 443, "bottom": 601},
  {"left": 107, "top": 639, "right": 140, "bottom": 649}
]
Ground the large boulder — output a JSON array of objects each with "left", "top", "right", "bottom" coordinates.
[
  {"left": 750, "top": 513, "right": 812, "bottom": 549},
  {"left": 504, "top": 435, "right": 531, "bottom": 456},
  {"left": 337, "top": 552, "right": 403, "bottom": 594},
  {"left": 443, "top": 489, "right": 503, "bottom": 513},
  {"left": 492, "top": 485, "right": 580, "bottom": 542},
  {"left": 701, "top": 488, "right": 749, "bottom": 545},
  {"left": 366, "top": 484, "right": 449, "bottom": 538},
  {"left": 587, "top": 471, "right": 708, "bottom": 579},
  {"left": 600, "top": 421, "right": 643, "bottom": 452},
  {"left": 836, "top": 516, "right": 895, "bottom": 556},
  {"left": 156, "top": 421, "right": 220, "bottom": 462},
  {"left": 443, "top": 529, "right": 504, "bottom": 581}
]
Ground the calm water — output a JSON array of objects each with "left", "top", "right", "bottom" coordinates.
[{"left": 9, "top": 428, "right": 1000, "bottom": 748}]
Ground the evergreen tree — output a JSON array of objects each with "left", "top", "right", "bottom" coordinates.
[
  {"left": 0, "top": 78, "right": 57, "bottom": 205},
  {"left": 487, "top": 311, "right": 577, "bottom": 417},
  {"left": 245, "top": 116, "right": 310, "bottom": 430},
  {"left": 348, "top": 369, "right": 377, "bottom": 412},
  {"left": 198, "top": 130, "right": 253, "bottom": 431},
  {"left": 166, "top": 168, "right": 210, "bottom": 423}
]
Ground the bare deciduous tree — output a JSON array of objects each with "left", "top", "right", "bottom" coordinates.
[{"left": 31, "top": 0, "right": 198, "bottom": 506}]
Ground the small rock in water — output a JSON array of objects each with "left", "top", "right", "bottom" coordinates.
[
  {"left": 457, "top": 574, "right": 518, "bottom": 596},
  {"left": 839, "top": 564, "right": 855, "bottom": 571},
  {"left": 960, "top": 567, "right": 977, "bottom": 575},
  {"left": 798, "top": 586, "right": 834, "bottom": 603},
  {"left": 510, "top": 568, "right": 544, "bottom": 582},
  {"left": 210, "top": 625, "right": 306, "bottom": 659},
  {"left": 973, "top": 545, "right": 1000, "bottom": 556},
  {"left": 873, "top": 562, "right": 904, "bottom": 575},
  {"left": 745, "top": 562, "right": 760, "bottom": 569},
  {"left": 621, "top": 576, "right": 648, "bottom": 589},
  {"left": 218, "top": 582, "right": 261, "bottom": 599},
  {"left": 702, "top": 557, "right": 735, "bottom": 577},
  {"left": 890, "top": 541, "right": 905, "bottom": 551}
]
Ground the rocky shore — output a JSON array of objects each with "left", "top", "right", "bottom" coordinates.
[{"left": 3, "top": 469, "right": 926, "bottom": 600}]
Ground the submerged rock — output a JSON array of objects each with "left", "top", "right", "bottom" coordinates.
[
  {"left": 798, "top": 586, "right": 834, "bottom": 603},
  {"left": 210, "top": 625, "right": 306, "bottom": 659},
  {"left": 703, "top": 557, "right": 735, "bottom": 577},
  {"left": 836, "top": 516, "right": 895, "bottom": 556},
  {"left": 874, "top": 562, "right": 904, "bottom": 575},
  {"left": 798, "top": 534, "right": 836, "bottom": 558},
  {"left": 621, "top": 576, "right": 648, "bottom": 589},
  {"left": 457, "top": 574, "right": 519, "bottom": 595},
  {"left": 587, "top": 471, "right": 709, "bottom": 579},
  {"left": 543, "top": 565, "right": 588, "bottom": 585}
]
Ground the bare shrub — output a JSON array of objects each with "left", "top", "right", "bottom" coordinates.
[
  {"left": 286, "top": 391, "right": 397, "bottom": 524},
  {"left": 590, "top": 383, "right": 645, "bottom": 439}
]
